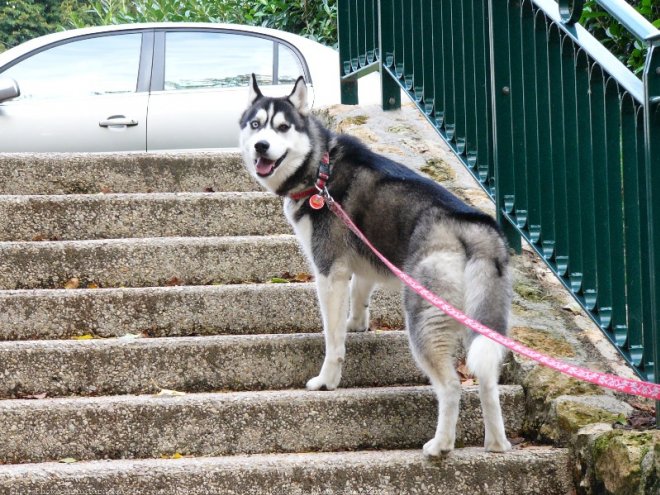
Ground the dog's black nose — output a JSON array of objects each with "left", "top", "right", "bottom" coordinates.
[{"left": 254, "top": 140, "right": 270, "bottom": 154}]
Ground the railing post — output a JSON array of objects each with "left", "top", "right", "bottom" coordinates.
[
  {"left": 642, "top": 39, "right": 660, "bottom": 425},
  {"left": 338, "top": 0, "right": 358, "bottom": 104},
  {"left": 378, "top": 0, "right": 400, "bottom": 110}
]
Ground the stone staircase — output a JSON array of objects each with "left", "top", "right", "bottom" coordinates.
[{"left": 0, "top": 152, "right": 573, "bottom": 494}]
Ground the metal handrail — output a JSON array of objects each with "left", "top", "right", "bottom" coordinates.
[{"left": 338, "top": 0, "right": 660, "bottom": 421}]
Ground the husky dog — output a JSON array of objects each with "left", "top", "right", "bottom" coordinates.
[{"left": 239, "top": 75, "right": 512, "bottom": 455}]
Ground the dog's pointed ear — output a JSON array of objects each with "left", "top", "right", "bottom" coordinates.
[
  {"left": 248, "top": 73, "right": 263, "bottom": 104},
  {"left": 288, "top": 76, "right": 308, "bottom": 114}
]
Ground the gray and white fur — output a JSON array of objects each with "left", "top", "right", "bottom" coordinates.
[{"left": 239, "top": 75, "right": 513, "bottom": 455}]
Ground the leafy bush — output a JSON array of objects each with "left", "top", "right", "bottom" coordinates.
[
  {"left": 0, "top": 0, "right": 91, "bottom": 52},
  {"left": 68, "top": 0, "right": 338, "bottom": 46},
  {"left": 580, "top": 0, "right": 660, "bottom": 75}
]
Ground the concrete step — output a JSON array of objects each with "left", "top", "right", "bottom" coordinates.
[
  {"left": 0, "top": 152, "right": 256, "bottom": 195},
  {"left": 0, "top": 385, "right": 524, "bottom": 463},
  {"left": 0, "top": 332, "right": 426, "bottom": 398},
  {"left": 0, "top": 283, "right": 404, "bottom": 340},
  {"left": 0, "top": 448, "right": 573, "bottom": 495},
  {"left": 0, "top": 235, "right": 306, "bottom": 290},
  {"left": 0, "top": 192, "right": 289, "bottom": 241}
]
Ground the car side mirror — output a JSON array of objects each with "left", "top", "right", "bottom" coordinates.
[{"left": 0, "top": 78, "right": 20, "bottom": 103}]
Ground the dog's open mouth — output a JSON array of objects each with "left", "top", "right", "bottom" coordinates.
[{"left": 255, "top": 152, "right": 288, "bottom": 177}]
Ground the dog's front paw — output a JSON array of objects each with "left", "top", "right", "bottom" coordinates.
[
  {"left": 306, "top": 372, "right": 341, "bottom": 391},
  {"left": 484, "top": 436, "right": 512, "bottom": 453},
  {"left": 422, "top": 437, "right": 454, "bottom": 457}
]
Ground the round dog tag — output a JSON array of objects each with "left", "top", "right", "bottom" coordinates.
[{"left": 309, "top": 194, "right": 325, "bottom": 210}]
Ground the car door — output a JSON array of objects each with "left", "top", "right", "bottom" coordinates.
[
  {"left": 0, "top": 31, "right": 151, "bottom": 152},
  {"left": 146, "top": 29, "right": 312, "bottom": 151}
]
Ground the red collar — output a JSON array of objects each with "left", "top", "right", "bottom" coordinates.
[{"left": 288, "top": 151, "right": 330, "bottom": 201}]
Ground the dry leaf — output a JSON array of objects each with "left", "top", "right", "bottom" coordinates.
[
  {"left": 22, "top": 392, "right": 47, "bottom": 400},
  {"left": 156, "top": 389, "right": 186, "bottom": 397},
  {"left": 161, "top": 452, "right": 184, "bottom": 459},
  {"left": 100, "top": 185, "right": 111, "bottom": 194},
  {"left": 166, "top": 276, "right": 183, "bottom": 287},
  {"left": 32, "top": 234, "right": 45, "bottom": 242},
  {"left": 64, "top": 277, "right": 80, "bottom": 289},
  {"left": 293, "top": 272, "right": 313, "bottom": 282},
  {"left": 86, "top": 282, "right": 100, "bottom": 289},
  {"left": 59, "top": 458, "right": 77, "bottom": 464},
  {"left": 203, "top": 187, "right": 215, "bottom": 193},
  {"left": 72, "top": 334, "right": 94, "bottom": 340}
]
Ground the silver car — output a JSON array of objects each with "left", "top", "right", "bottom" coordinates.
[{"left": 0, "top": 23, "right": 342, "bottom": 152}]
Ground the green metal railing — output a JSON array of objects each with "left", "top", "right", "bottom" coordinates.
[{"left": 338, "top": 0, "right": 660, "bottom": 404}]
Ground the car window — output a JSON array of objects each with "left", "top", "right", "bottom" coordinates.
[
  {"left": 277, "top": 43, "right": 304, "bottom": 84},
  {"left": 164, "top": 31, "right": 304, "bottom": 90},
  {"left": 1, "top": 34, "right": 142, "bottom": 101}
]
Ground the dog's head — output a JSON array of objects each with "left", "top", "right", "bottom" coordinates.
[{"left": 239, "top": 74, "right": 312, "bottom": 194}]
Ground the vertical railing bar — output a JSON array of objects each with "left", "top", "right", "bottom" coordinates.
[
  {"left": 462, "top": 0, "right": 478, "bottom": 162},
  {"left": 621, "top": 96, "right": 644, "bottom": 363},
  {"left": 421, "top": 0, "right": 436, "bottom": 118},
  {"left": 441, "top": 0, "right": 456, "bottom": 140},
  {"left": 521, "top": 2, "right": 541, "bottom": 245},
  {"left": 411, "top": 0, "right": 424, "bottom": 102},
  {"left": 604, "top": 78, "right": 627, "bottom": 337},
  {"left": 576, "top": 51, "right": 598, "bottom": 311},
  {"left": 451, "top": 0, "right": 467, "bottom": 154},
  {"left": 561, "top": 36, "right": 584, "bottom": 294},
  {"left": 589, "top": 66, "right": 614, "bottom": 328},
  {"left": 489, "top": 0, "right": 522, "bottom": 251},
  {"left": 534, "top": 12, "right": 556, "bottom": 261},
  {"left": 548, "top": 24, "right": 569, "bottom": 277},
  {"left": 431, "top": 0, "right": 446, "bottom": 127},
  {"left": 473, "top": 0, "right": 491, "bottom": 186}
]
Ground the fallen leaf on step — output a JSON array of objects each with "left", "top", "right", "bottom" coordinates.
[
  {"left": 59, "top": 458, "right": 78, "bottom": 464},
  {"left": 160, "top": 452, "right": 184, "bottom": 459},
  {"left": 119, "top": 333, "right": 142, "bottom": 340},
  {"left": 269, "top": 277, "right": 289, "bottom": 284},
  {"left": 86, "top": 282, "right": 100, "bottom": 289},
  {"left": 293, "top": 272, "right": 313, "bottom": 282},
  {"left": 166, "top": 276, "right": 183, "bottom": 287},
  {"left": 72, "top": 334, "right": 94, "bottom": 340},
  {"left": 203, "top": 187, "right": 215, "bottom": 193},
  {"left": 64, "top": 277, "right": 80, "bottom": 289},
  {"left": 100, "top": 185, "right": 111, "bottom": 194},
  {"left": 22, "top": 392, "right": 47, "bottom": 400},
  {"left": 156, "top": 389, "right": 187, "bottom": 397}
]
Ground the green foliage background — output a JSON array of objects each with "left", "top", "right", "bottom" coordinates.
[
  {"left": 0, "top": 0, "right": 338, "bottom": 52},
  {"left": 0, "top": 0, "right": 658, "bottom": 76}
]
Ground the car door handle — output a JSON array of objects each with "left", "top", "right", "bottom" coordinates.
[{"left": 99, "top": 116, "right": 138, "bottom": 127}]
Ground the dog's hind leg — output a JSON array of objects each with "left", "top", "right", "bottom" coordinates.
[
  {"left": 464, "top": 254, "right": 512, "bottom": 453},
  {"left": 306, "top": 265, "right": 351, "bottom": 391},
  {"left": 347, "top": 275, "right": 374, "bottom": 332},
  {"left": 405, "top": 253, "right": 465, "bottom": 456}
]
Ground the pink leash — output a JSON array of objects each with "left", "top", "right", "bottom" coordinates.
[{"left": 318, "top": 191, "right": 660, "bottom": 401}]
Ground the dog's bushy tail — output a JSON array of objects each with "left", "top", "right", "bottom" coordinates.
[{"left": 462, "top": 231, "right": 512, "bottom": 379}]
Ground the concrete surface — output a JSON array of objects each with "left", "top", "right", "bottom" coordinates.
[
  {"left": 0, "top": 448, "right": 573, "bottom": 495},
  {"left": 0, "top": 331, "right": 427, "bottom": 397},
  {"left": 0, "top": 385, "right": 524, "bottom": 463}
]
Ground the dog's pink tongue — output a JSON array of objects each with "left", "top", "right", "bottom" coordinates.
[{"left": 256, "top": 157, "right": 276, "bottom": 176}]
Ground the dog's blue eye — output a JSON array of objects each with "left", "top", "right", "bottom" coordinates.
[
  {"left": 278, "top": 124, "right": 290, "bottom": 132},
  {"left": 250, "top": 120, "right": 260, "bottom": 129}
]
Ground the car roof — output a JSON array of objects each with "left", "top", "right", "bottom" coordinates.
[{"left": 0, "top": 22, "right": 329, "bottom": 65}]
